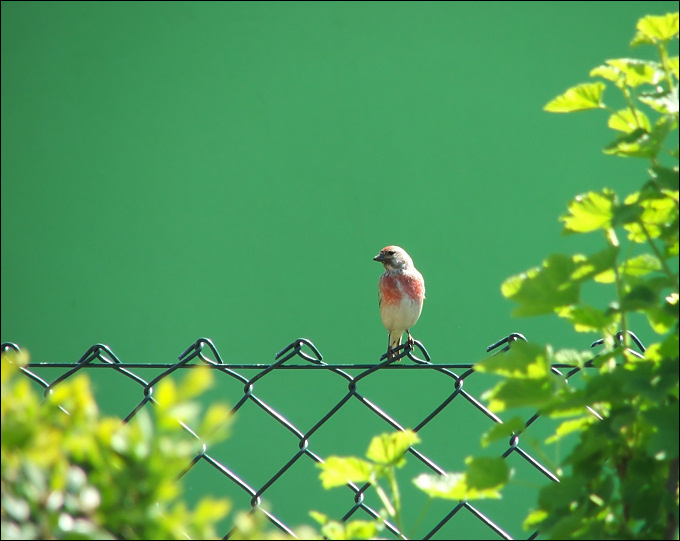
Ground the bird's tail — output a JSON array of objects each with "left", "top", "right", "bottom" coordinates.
[{"left": 388, "top": 332, "right": 402, "bottom": 356}]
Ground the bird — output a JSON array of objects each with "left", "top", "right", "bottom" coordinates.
[{"left": 373, "top": 245, "right": 425, "bottom": 359}]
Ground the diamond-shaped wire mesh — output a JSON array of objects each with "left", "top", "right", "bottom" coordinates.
[{"left": 4, "top": 332, "right": 643, "bottom": 539}]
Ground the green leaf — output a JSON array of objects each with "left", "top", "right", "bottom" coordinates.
[
  {"left": 643, "top": 404, "right": 680, "bottom": 458},
  {"left": 603, "top": 127, "right": 655, "bottom": 158},
  {"left": 318, "top": 457, "right": 374, "bottom": 489},
  {"left": 345, "top": 520, "right": 380, "bottom": 540},
  {"left": 544, "top": 83, "right": 606, "bottom": 113},
  {"left": 414, "top": 472, "right": 468, "bottom": 500},
  {"left": 465, "top": 456, "right": 510, "bottom": 490},
  {"left": 605, "top": 115, "right": 677, "bottom": 159},
  {"left": 589, "top": 64, "right": 623, "bottom": 83},
  {"left": 623, "top": 189, "right": 678, "bottom": 241},
  {"left": 561, "top": 191, "right": 614, "bottom": 233},
  {"left": 649, "top": 165, "right": 679, "bottom": 191},
  {"left": 631, "top": 12, "right": 679, "bottom": 46},
  {"left": 608, "top": 108, "right": 651, "bottom": 133},
  {"left": 414, "top": 470, "right": 505, "bottom": 501},
  {"left": 557, "top": 305, "right": 617, "bottom": 333},
  {"left": 366, "top": 430, "right": 419, "bottom": 466},
  {"left": 476, "top": 341, "right": 551, "bottom": 379},
  {"left": 639, "top": 87, "right": 679, "bottom": 115},
  {"left": 501, "top": 254, "right": 580, "bottom": 316},
  {"left": 605, "top": 58, "right": 664, "bottom": 87},
  {"left": 545, "top": 416, "right": 594, "bottom": 444},
  {"left": 670, "top": 56, "right": 679, "bottom": 78},
  {"left": 481, "top": 417, "right": 526, "bottom": 447},
  {"left": 482, "top": 378, "right": 557, "bottom": 412},
  {"left": 569, "top": 247, "right": 619, "bottom": 283},
  {"left": 620, "top": 253, "right": 662, "bottom": 277}
]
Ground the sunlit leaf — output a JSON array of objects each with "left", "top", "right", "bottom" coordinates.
[
  {"left": 544, "top": 83, "right": 606, "bottom": 112},
  {"left": 199, "top": 404, "right": 232, "bottom": 442},
  {"left": 501, "top": 254, "right": 580, "bottom": 316},
  {"left": 631, "top": 12, "right": 679, "bottom": 46},
  {"left": 605, "top": 58, "right": 664, "bottom": 87},
  {"left": 561, "top": 191, "right": 614, "bottom": 233},
  {"left": 414, "top": 472, "right": 467, "bottom": 500},
  {"left": 482, "top": 378, "right": 556, "bottom": 412},
  {"left": 589, "top": 64, "right": 622, "bottom": 83},
  {"left": 179, "top": 367, "right": 214, "bottom": 401},
  {"left": 620, "top": 254, "right": 662, "bottom": 277},
  {"left": 623, "top": 189, "right": 678, "bottom": 241},
  {"left": 639, "top": 87, "right": 679, "bottom": 115},
  {"left": 608, "top": 108, "right": 651, "bottom": 133},
  {"left": 476, "top": 341, "right": 551, "bottom": 379},
  {"left": 414, "top": 470, "right": 505, "bottom": 500},
  {"left": 366, "top": 430, "right": 420, "bottom": 466},
  {"left": 569, "top": 247, "right": 619, "bottom": 283},
  {"left": 318, "top": 457, "right": 373, "bottom": 489},
  {"left": 345, "top": 520, "right": 381, "bottom": 540},
  {"left": 604, "top": 116, "right": 676, "bottom": 158},
  {"left": 545, "top": 416, "right": 593, "bottom": 444}
]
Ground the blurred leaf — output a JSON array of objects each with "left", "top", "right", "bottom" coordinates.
[
  {"left": 621, "top": 253, "right": 662, "bottom": 277},
  {"left": 482, "top": 378, "right": 557, "bottom": 413},
  {"left": 465, "top": 456, "right": 510, "bottom": 490},
  {"left": 557, "top": 305, "right": 617, "bottom": 332},
  {"left": 639, "top": 87, "right": 679, "bottom": 115},
  {"left": 501, "top": 254, "right": 580, "bottom": 316},
  {"left": 344, "top": 520, "right": 380, "bottom": 540},
  {"left": 199, "top": 403, "right": 232, "bottom": 442},
  {"left": 649, "top": 164, "right": 679, "bottom": 191},
  {"left": 631, "top": 12, "right": 679, "bottom": 46},
  {"left": 318, "top": 457, "right": 374, "bottom": 489},
  {"left": 545, "top": 416, "right": 594, "bottom": 444},
  {"left": 476, "top": 341, "right": 551, "bottom": 379},
  {"left": 605, "top": 58, "right": 665, "bottom": 87},
  {"left": 544, "top": 83, "right": 605, "bottom": 112},
  {"left": 590, "top": 64, "right": 623, "bottom": 83},
  {"left": 366, "top": 430, "right": 420, "bottom": 466},
  {"left": 624, "top": 189, "right": 678, "bottom": 241},
  {"left": 561, "top": 191, "right": 614, "bottom": 233},
  {"left": 608, "top": 108, "right": 651, "bottom": 133},
  {"left": 179, "top": 366, "right": 214, "bottom": 400},
  {"left": 481, "top": 416, "right": 526, "bottom": 447},
  {"left": 643, "top": 404, "right": 680, "bottom": 457},
  {"left": 414, "top": 470, "right": 504, "bottom": 500},
  {"left": 604, "top": 115, "right": 676, "bottom": 158}
]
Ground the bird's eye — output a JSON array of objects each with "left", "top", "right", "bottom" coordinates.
[{"left": 386, "top": 250, "right": 395, "bottom": 256}]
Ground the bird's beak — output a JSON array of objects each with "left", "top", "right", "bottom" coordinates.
[{"left": 373, "top": 253, "right": 384, "bottom": 262}]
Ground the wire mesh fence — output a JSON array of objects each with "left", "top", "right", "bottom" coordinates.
[{"left": 1, "top": 332, "right": 646, "bottom": 540}]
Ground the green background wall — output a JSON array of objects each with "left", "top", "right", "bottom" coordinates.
[{"left": 2, "top": 2, "right": 676, "bottom": 538}]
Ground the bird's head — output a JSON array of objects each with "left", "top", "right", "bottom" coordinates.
[{"left": 373, "top": 245, "right": 414, "bottom": 271}]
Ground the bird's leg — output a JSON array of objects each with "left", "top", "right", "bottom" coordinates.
[
  {"left": 386, "top": 334, "right": 395, "bottom": 359},
  {"left": 406, "top": 330, "right": 415, "bottom": 349}
]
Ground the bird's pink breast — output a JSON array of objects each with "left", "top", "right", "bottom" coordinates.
[{"left": 379, "top": 274, "right": 424, "bottom": 305}]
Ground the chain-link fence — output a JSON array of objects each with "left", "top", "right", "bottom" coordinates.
[{"left": 2, "top": 332, "right": 646, "bottom": 540}]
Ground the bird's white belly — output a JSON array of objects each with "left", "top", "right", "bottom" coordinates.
[{"left": 381, "top": 296, "right": 422, "bottom": 333}]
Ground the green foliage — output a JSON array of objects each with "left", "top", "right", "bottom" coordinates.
[
  {"left": 492, "top": 11, "right": 679, "bottom": 540},
  {"left": 1, "top": 350, "right": 233, "bottom": 540},
  {"left": 317, "top": 430, "right": 510, "bottom": 539},
  {"left": 315, "top": 15, "right": 677, "bottom": 539},
  {"left": 317, "top": 430, "right": 419, "bottom": 534}
]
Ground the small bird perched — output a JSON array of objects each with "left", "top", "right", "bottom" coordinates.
[{"left": 373, "top": 246, "right": 425, "bottom": 358}]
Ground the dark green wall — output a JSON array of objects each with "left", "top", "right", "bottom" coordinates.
[{"left": 2, "top": 2, "right": 676, "bottom": 538}]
